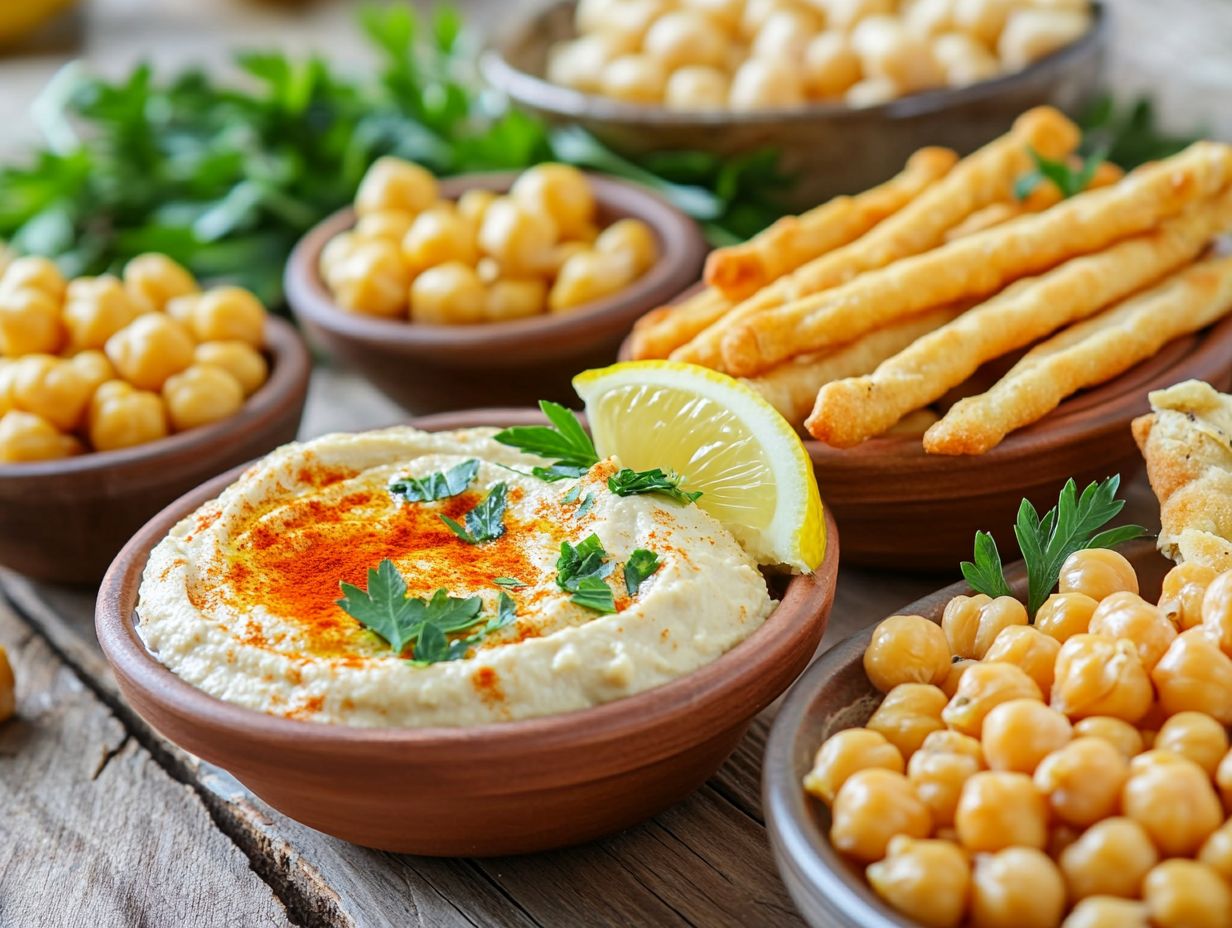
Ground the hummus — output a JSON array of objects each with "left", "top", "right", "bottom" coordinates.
[{"left": 137, "top": 426, "right": 775, "bottom": 727}]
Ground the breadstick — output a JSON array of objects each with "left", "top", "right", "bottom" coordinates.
[
  {"left": 729, "top": 141, "right": 1232, "bottom": 377},
  {"left": 675, "top": 105, "right": 1081, "bottom": 370},
  {"left": 742, "top": 305, "right": 965, "bottom": 423},
  {"left": 705, "top": 147, "right": 958, "bottom": 301},
  {"left": 924, "top": 255, "right": 1232, "bottom": 454},
  {"left": 805, "top": 186, "right": 1232, "bottom": 447},
  {"left": 627, "top": 289, "right": 730, "bottom": 360}
]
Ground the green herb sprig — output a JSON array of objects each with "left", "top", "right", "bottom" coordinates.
[
  {"left": 961, "top": 475, "right": 1146, "bottom": 617},
  {"left": 1014, "top": 146, "right": 1108, "bottom": 201},
  {"left": 556, "top": 534, "right": 616, "bottom": 614},
  {"left": 493, "top": 401, "right": 599, "bottom": 477},
  {"left": 624, "top": 549, "right": 660, "bottom": 597},
  {"left": 440, "top": 482, "right": 507, "bottom": 544},
  {"left": 389, "top": 458, "right": 479, "bottom": 503},
  {"left": 608, "top": 467, "right": 702, "bottom": 505}
]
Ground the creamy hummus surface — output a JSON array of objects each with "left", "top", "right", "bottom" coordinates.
[{"left": 136, "top": 426, "right": 774, "bottom": 727}]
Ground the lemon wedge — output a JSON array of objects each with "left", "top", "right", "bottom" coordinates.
[{"left": 573, "top": 360, "right": 826, "bottom": 572}]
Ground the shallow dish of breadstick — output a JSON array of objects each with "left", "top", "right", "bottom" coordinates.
[{"left": 623, "top": 106, "right": 1232, "bottom": 568}]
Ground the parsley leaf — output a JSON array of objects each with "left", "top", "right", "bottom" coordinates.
[
  {"left": 608, "top": 467, "right": 702, "bottom": 505},
  {"left": 493, "top": 577, "right": 526, "bottom": 588},
  {"left": 440, "top": 482, "right": 508, "bottom": 544},
  {"left": 493, "top": 401, "right": 599, "bottom": 474},
  {"left": 1014, "top": 146, "right": 1108, "bottom": 201},
  {"left": 570, "top": 577, "right": 616, "bottom": 614},
  {"left": 959, "top": 532, "right": 1013, "bottom": 601},
  {"left": 562, "top": 484, "right": 582, "bottom": 505},
  {"left": 624, "top": 549, "right": 660, "bottom": 596},
  {"left": 575, "top": 492, "right": 596, "bottom": 519},
  {"left": 389, "top": 458, "right": 479, "bottom": 503},
  {"left": 556, "top": 533, "right": 616, "bottom": 612}
]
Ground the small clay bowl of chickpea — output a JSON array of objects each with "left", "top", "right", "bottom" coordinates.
[
  {"left": 0, "top": 253, "right": 310, "bottom": 584},
  {"left": 483, "top": 0, "right": 1106, "bottom": 210},
  {"left": 760, "top": 538, "right": 1232, "bottom": 928},
  {"left": 285, "top": 159, "right": 705, "bottom": 414}
]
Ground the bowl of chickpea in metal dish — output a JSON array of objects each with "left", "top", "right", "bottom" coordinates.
[
  {"left": 764, "top": 526, "right": 1232, "bottom": 928},
  {"left": 482, "top": 0, "right": 1105, "bottom": 209},
  {"left": 0, "top": 253, "right": 310, "bottom": 584},
  {"left": 285, "top": 160, "right": 706, "bottom": 415}
]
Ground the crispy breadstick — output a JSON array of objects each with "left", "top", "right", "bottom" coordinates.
[
  {"left": 627, "top": 289, "right": 730, "bottom": 359},
  {"left": 675, "top": 106, "right": 1081, "bottom": 370},
  {"left": 924, "top": 255, "right": 1232, "bottom": 454},
  {"left": 805, "top": 186, "right": 1232, "bottom": 447},
  {"left": 729, "top": 141, "right": 1232, "bottom": 377},
  {"left": 705, "top": 147, "right": 959, "bottom": 301},
  {"left": 742, "top": 305, "right": 965, "bottom": 423}
]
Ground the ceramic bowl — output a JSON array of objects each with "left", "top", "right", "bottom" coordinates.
[
  {"left": 0, "top": 317, "right": 310, "bottom": 585},
  {"left": 95, "top": 408, "right": 839, "bottom": 856},
  {"left": 285, "top": 171, "right": 706, "bottom": 416},
  {"left": 761, "top": 538, "right": 1169, "bottom": 927},
  {"left": 481, "top": 2, "right": 1106, "bottom": 211}
]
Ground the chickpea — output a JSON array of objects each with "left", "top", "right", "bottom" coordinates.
[
  {"left": 594, "top": 219, "right": 659, "bottom": 277},
  {"left": 88, "top": 380, "right": 168, "bottom": 451},
  {"left": 1151, "top": 629, "right": 1232, "bottom": 723},
  {"left": 751, "top": 9, "right": 820, "bottom": 64},
  {"left": 932, "top": 32, "right": 1000, "bottom": 86},
  {"left": 546, "top": 35, "right": 620, "bottom": 93},
  {"left": 549, "top": 250, "right": 637, "bottom": 313},
  {"left": 401, "top": 209, "right": 478, "bottom": 272},
  {"left": 1034, "top": 737, "right": 1128, "bottom": 827},
  {"left": 866, "top": 836, "right": 970, "bottom": 928},
  {"left": 1050, "top": 634, "right": 1152, "bottom": 723},
  {"left": 904, "top": 0, "right": 955, "bottom": 39},
  {"left": 1159, "top": 561, "right": 1216, "bottom": 630},
  {"left": 644, "top": 10, "right": 730, "bottom": 71},
  {"left": 970, "top": 847, "right": 1064, "bottom": 928},
  {"left": 952, "top": 0, "right": 1012, "bottom": 47},
  {"left": 802, "top": 32, "right": 863, "bottom": 98},
  {"left": 1122, "top": 756, "right": 1222, "bottom": 856},
  {"left": 68, "top": 349, "right": 115, "bottom": 395},
  {"left": 908, "top": 747, "right": 981, "bottom": 826},
  {"left": 62, "top": 275, "right": 142, "bottom": 351},
  {"left": 409, "top": 263, "right": 487, "bottom": 326},
  {"left": 1142, "top": 859, "right": 1232, "bottom": 928},
  {"left": 162, "top": 364, "right": 244, "bottom": 432},
  {"left": 104, "top": 315, "right": 195, "bottom": 392},
  {"left": 1071, "top": 716, "right": 1143, "bottom": 759},
  {"left": 955, "top": 771, "right": 1047, "bottom": 852},
  {"left": 455, "top": 190, "right": 497, "bottom": 233},
  {"left": 1128, "top": 748, "right": 1190, "bottom": 774},
  {"left": 998, "top": 8, "right": 1090, "bottom": 71},
  {"left": 0, "top": 287, "right": 64, "bottom": 356},
  {"left": 318, "top": 231, "right": 365, "bottom": 286},
  {"left": 863, "top": 613, "right": 951, "bottom": 692},
  {"left": 355, "top": 157, "right": 438, "bottom": 216},
  {"left": 1035, "top": 592, "right": 1099, "bottom": 643},
  {"left": 1061, "top": 897, "right": 1149, "bottom": 928},
  {"left": 1057, "top": 817, "right": 1158, "bottom": 901},
  {"left": 480, "top": 278, "right": 546, "bottom": 323},
  {"left": 1155, "top": 712, "right": 1229, "bottom": 776},
  {"left": 0, "top": 410, "right": 80, "bottom": 462},
  {"left": 942, "top": 594, "right": 1027, "bottom": 659},
  {"left": 580, "top": 0, "right": 667, "bottom": 52},
  {"left": 510, "top": 165, "right": 596, "bottom": 243},
  {"left": 682, "top": 0, "right": 744, "bottom": 34},
  {"left": 981, "top": 699, "right": 1071, "bottom": 774},
  {"left": 941, "top": 661, "right": 1041, "bottom": 737},
  {"left": 1217, "top": 749, "right": 1232, "bottom": 808},
  {"left": 1198, "top": 819, "right": 1232, "bottom": 882},
  {"left": 728, "top": 58, "right": 806, "bottom": 110},
  {"left": 739, "top": 0, "right": 794, "bottom": 39},
  {"left": 866, "top": 683, "right": 947, "bottom": 759},
  {"left": 851, "top": 16, "right": 945, "bottom": 93},
  {"left": 1058, "top": 548, "right": 1138, "bottom": 601},
  {"left": 328, "top": 238, "right": 410, "bottom": 318},
  {"left": 8, "top": 354, "right": 93, "bottom": 431},
  {"left": 475, "top": 256, "right": 504, "bottom": 285},
  {"left": 1202, "top": 571, "right": 1232, "bottom": 651},
  {"left": 940, "top": 657, "right": 976, "bottom": 697},
  {"left": 193, "top": 341, "right": 268, "bottom": 397},
  {"left": 830, "top": 768, "right": 931, "bottom": 862},
  {"left": 664, "top": 65, "right": 731, "bottom": 110},
  {"left": 601, "top": 54, "right": 669, "bottom": 104},
  {"left": 919, "top": 729, "right": 985, "bottom": 761},
  {"left": 819, "top": 0, "right": 895, "bottom": 32},
  {"left": 354, "top": 209, "right": 416, "bottom": 242},
  {"left": 1087, "top": 592, "right": 1176, "bottom": 671},
  {"left": 804, "top": 727, "right": 904, "bottom": 804},
  {"left": 0, "top": 255, "right": 66, "bottom": 302},
  {"left": 123, "top": 253, "right": 198, "bottom": 312},
  {"left": 982, "top": 625, "right": 1060, "bottom": 694},
  {"left": 479, "top": 198, "right": 559, "bottom": 277},
  {"left": 188, "top": 287, "right": 266, "bottom": 347}
]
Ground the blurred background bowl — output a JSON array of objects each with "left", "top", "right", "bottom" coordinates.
[{"left": 482, "top": 1, "right": 1106, "bottom": 210}]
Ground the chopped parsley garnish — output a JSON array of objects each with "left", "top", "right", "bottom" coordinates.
[
  {"left": 389, "top": 458, "right": 479, "bottom": 503},
  {"left": 623, "top": 549, "right": 660, "bottom": 596},
  {"left": 556, "top": 533, "right": 615, "bottom": 613},
  {"left": 493, "top": 401, "right": 600, "bottom": 475},
  {"left": 608, "top": 467, "right": 701, "bottom": 505},
  {"left": 562, "top": 484, "right": 582, "bottom": 505},
  {"left": 493, "top": 577, "right": 526, "bottom": 589},
  {"left": 440, "top": 482, "right": 508, "bottom": 544},
  {"left": 533, "top": 463, "right": 591, "bottom": 482},
  {"left": 1014, "top": 146, "right": 1108, "bottom": 201},
  {"left": 575, "top": 492, "right": 596, "bottom": 519}
]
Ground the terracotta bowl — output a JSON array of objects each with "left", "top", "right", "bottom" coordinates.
[
  {"left": 0, "top": 317, "right": 309, "bottom": 585},
  {"left": 95, "top": 408, "right": 839, "bottom": 856},
  {"left": 762, "top": 539, "right": 1169, "bottom": 928},
  {"left": 284, "top": 171, "right": 706, "bottom": 416},
  {"left": 620, "top": 314, "right": 1232, "bottom": 571},
  {"left": 481, "top": 2, "right": 1106, "bottom": 211}
]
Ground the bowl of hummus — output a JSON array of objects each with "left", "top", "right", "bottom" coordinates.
[{"left": 96, "top": 410, "right": 838, "bottom": 855}]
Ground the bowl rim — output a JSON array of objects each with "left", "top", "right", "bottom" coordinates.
[
  {"left": 284, "top": 170, "right": 707, "bottom": 353},
  {"left": 95, "top": 414, "right": 840, "bottom": 762},
  {"left": 761, "top": 536, "right": 1163, "bottom": 928},
  {"left": 0, "top": 315, "right": 311, "bottom": 480},
  {"left": 481, "top": 0, "right": 1107, "bottom": 126}
]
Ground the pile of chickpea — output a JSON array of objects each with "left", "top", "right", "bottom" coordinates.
[
  {"left": 805, "top": 548, "right": 1232, "bottom": 928},
  {"left": 0, "top": 253, "right": 268, "bottom": 463},
  {"left": 547, "top": 0, "right": 1092, "bottom": 111},
  {"left": 319, "top": 159, "right": 660, "bottom": 324}
]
